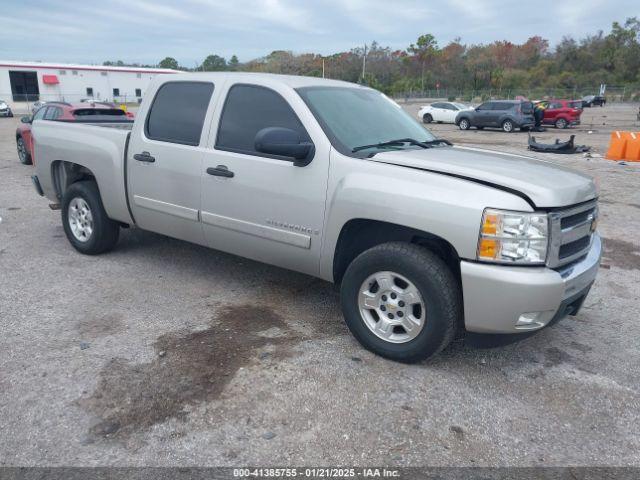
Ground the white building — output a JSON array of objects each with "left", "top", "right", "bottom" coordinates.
[{"left": 0, "top": 61, "right": 177, "bottom": 106}]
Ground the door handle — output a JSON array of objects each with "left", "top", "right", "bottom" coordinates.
[
  {"left": 206, "top": 165, "right": 234, "bottom": 178},
  {"left": 133, "top": 151, "right": 155, "bottom": 163}
]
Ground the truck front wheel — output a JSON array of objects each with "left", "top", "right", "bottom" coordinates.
[
  {"left": 61, "top": 181, "right": 119, "bottom": 255},
  {"left": 340, "top": 242, "right": 461, "bottom": 363}
]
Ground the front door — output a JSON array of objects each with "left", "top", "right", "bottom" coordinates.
[
  {"left": 474, "top": 102, "right": 493, "bottom": 127},
  {"left": 127, "top": 80, "right": 216, "bottom": 245},
  {"left": 200, "top": 82, "right": 330, "bottom": 276}
]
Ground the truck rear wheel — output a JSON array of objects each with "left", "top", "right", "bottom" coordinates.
[
  {"left": 61, "top": 181, "right": 119, "bottom": 255},
  {"left": 340, "top": 242, "right": 461, "bottom": 363}
]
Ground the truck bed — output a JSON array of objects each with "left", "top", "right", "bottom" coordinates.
[{"left": 32, "top": 119, "right": 134, "bottom": 224}]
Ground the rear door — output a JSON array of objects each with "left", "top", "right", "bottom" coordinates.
[
  {"left": 431, "top": 102, "right": 446, "bottom": 121},
  {"left": 442, "top": 103, "right": 459, "bottom": 123},
  {"left": 489, "top": 103, "right": 509, "bottom": 126},
  {"left": 127, "top": 80, "right": 218, "bottom": 245},
  {"left": 200, "top": 81, "right": 330, "bottom": 276}
]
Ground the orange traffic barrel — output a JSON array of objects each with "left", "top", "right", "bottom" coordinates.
[
  {"left": 606, "top": 131, "right": 628, "bottom": 160},
  {"left": 624, "top": 132, "right": 640, "bottom": 162}
]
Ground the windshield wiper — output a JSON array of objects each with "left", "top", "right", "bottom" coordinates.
[{"left": 352, "top": 137, "right": 452, "bottom": 154}]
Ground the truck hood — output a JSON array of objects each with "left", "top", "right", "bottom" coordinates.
[{"left": 370, "top": 145, "right": 597, "bottom": 208}]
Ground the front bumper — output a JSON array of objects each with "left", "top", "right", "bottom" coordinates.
[
  {"left": 0, "top": 109, "right": 12, "bottom": 117},
  {"left": 460, "top": 234, "right": 601, "bottom": 334}
]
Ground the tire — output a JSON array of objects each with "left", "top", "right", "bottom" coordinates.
[
  {"left": 422, "top": 113, "right": 433, "bottom": 124},
  {"left": 501, "top": 119, "right": 514, "bottom": 133},
  {"left": 555, "top": 118, "right": 568, "bottom": 129},
  {"left": 458, "top": 118, "right": 470, "bottom": 130},
  {"left": 340, "top": 242, "right": 461, "bottom": 363},
  {"left": 61, "top": 181, "right": 119, "bottom": 255},
  {"left": 17, "top": 137, "right": 32, "bottom": 165}
]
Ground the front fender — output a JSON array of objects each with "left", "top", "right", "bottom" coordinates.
[{"left": 318, "top": 153, "right": 533, "bottom": 282}]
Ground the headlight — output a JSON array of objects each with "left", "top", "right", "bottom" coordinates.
[{"left": 477, "top": 208, "right": 548, "bottom": 264}]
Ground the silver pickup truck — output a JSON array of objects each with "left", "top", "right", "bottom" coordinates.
[{"left": 31, "top": 73, "right": 601, "bottom": 362}]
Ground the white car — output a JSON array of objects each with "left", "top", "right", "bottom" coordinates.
[{"left": 418, "top": 102, "right": 472, "bottom": 124}]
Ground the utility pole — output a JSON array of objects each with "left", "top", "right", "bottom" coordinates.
[
  {"left": 361, "top": 43, "right": 367, "bottom": 83},
  {"left": 322, "top": 57, "right": 325, "bottom": 78}
]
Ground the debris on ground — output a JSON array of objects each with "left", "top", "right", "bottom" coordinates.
[{"left": 528, "top": 134, "right": 590, "bottom": 154}]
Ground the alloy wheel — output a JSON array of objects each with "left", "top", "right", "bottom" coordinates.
[
  {"left": 358, "top": 271, "right": 426, "bottom": 344},
  {"left": 68, "top": 197, "right": 94, "bottom": 242}
]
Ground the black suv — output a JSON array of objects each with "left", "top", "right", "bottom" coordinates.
[{"left": 455, "top": 100, "right": 535, "bottom": 132}]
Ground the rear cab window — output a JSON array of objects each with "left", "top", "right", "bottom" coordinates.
[
  {"left": 73, "top": 108, "right": 126, "bottom": 117},
  {"left": 215, "top": 83, "right": 311, "bottom": 158},
  {"left": 145, "top": 81, "right": 215, "bottom": 146}
]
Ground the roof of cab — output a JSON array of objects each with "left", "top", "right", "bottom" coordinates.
[{"left": 156, "top": 71, "right": 362, "bottom": 89}]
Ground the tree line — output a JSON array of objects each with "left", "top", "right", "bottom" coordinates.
[{"left": 105, "top": 17, "right": 640, "bottom": 98}]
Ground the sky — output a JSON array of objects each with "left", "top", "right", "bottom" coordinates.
[{"left": 0, "top": 0, "right": 637, "bottom": 66}]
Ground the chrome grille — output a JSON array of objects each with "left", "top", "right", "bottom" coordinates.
[{"left": 547, "top": 200, "right": 598, "bottom": 268}]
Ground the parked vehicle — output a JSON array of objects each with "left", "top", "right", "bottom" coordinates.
[
  {"left": 0, "top": 99, "right": 13, "bottom": 117},
  {"left": 31, "top": 73, "right": 600, "bottom": 362},
  {"left": 538, "top": 100, "right": 583, "bottom": 129},
  {"left": 455, "top": 100, "right": 535, "bottom": 132},
  {"left": 417, "top": 102, "right": 472, "bottom": 124},
  {"left": 16, "top": 101, "right": 132, "bottom": 165},
  {"left": 582, "top": 95, "right": 606, "bottom": 108}
]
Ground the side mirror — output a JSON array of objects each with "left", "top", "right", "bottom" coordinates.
[
  {"left": 255, "top": 127, "right": 314, "bottom": 167},
  {"left": 21, "top": 116, "right": 32, "bottom": 124}
]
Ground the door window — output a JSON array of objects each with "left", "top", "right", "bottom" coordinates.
[
  {"left": 476, "top": 103, "right": 492, "bottom": 111},
  {"left": 145, "top": 81, "right": 214, "bottom": 146},
  {"left": 216, "top": 84, "right": 310, "bottom": 157}
]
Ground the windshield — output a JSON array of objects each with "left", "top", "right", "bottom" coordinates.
[
  {"left": 297, "top": 86, "right": 436, "bottom": 156},
  {"left": 453, "top": 103, "right": 467, "bottom": 110}
]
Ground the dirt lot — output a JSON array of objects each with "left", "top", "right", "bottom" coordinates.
[{"left": 1, "top": 103, "right": 639, "bottom": 467}]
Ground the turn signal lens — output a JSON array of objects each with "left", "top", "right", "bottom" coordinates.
[
  {"left": 478, "top": 238, "right": 499, "bottom": 259},
  {"left": 477, "top": 209, "right": 548, "bottom": 264},
  {"left": 481, "top": 214, "right": 499, "bottom": 236}
]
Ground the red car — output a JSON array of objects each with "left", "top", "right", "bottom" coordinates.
[
  {"left": 540, "top": 99, "right": 583, "bottom": 129},
  {"left": 16, "top": 101, "right": 133, "bottom": 165}
]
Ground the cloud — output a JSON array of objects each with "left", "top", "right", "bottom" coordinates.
[{"left": 0, "top": 0, "right": 636, "bottom": 65}]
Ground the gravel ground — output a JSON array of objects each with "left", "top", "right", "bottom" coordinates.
[{"left": 1, "top": 103, "right": 639, "bottom": 467}]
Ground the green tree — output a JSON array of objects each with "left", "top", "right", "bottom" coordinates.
[
  {"left": 228, "top": 55, "right": 240, "bottom": 70},
  {"left": 201, "top": 54, "right": 227, "bottom": 71},
  {"left": 158, "top": 57, "right": 179, "bottom": 70},
  {"left": 408, "top": 34, "right": 438, "bottom": 91}
]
